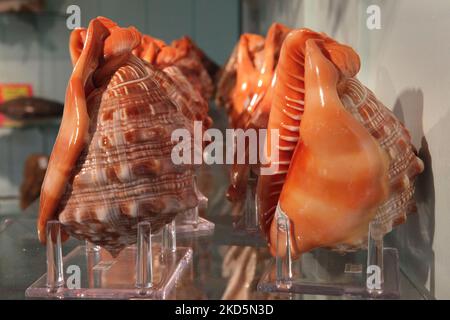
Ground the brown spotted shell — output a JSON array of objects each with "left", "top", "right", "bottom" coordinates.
[
  {"left": 58, "top": 55, "right": 199, "bottom": 255},
  {"left": 339, "top": 77, "right": 424, "bottom": 244}
]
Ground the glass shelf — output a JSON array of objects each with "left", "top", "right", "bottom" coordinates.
[{"left": 26, "top": 221, "right": 193, "bottom": 299}]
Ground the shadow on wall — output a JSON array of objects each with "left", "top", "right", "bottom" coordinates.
[{"left": 390, "top": 89, "right": 436, "bottom": 297}]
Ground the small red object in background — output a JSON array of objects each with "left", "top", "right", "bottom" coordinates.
[{"left": 0, "top": 83, "right": 33, "bottom": 126}]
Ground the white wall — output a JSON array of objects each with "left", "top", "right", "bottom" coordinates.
[{"left": 242, "top": 0, "right": 449, "bottom": 299}]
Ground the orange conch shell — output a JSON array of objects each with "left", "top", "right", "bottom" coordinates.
[
  {"left": 215, "top": 33, "right": 265, "bottom": 126},
  {"left": 257, "top": 29, "right": 360, "bottom": 238},
  {"left": 235, "top": 23, "right": 291, "bottom": 130},
  {"left": 257, "top": 29, "right": 424, "bottom": 257},
  {"left": 133, "top": 35, "right": 215, "bottom": 131},
  {"left": 226, "top": 23, "right": 291, "bottom": 203},
  {"left": 38, "top": 17, "right": 207, "bottom": 255},
  {"left": 134, "top": 35, "right": 218, "bottom": 102}
]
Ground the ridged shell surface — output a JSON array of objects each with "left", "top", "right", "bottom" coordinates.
[
  {"left": 339, "top": 78, "right": 423, "bottom": 241},
  {"left": 58, "top": 56, "right": 198, "bottom": 254}
]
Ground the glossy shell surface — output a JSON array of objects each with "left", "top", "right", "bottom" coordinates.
[
  {"left": 38, "top": 18, "right": 206, "bottom": 255},
  {"left": 256, "top": 29, "right": 424, "bottom": 256},
  {"left": 58, "top": 56, "right": 198, "bottom": 254}
]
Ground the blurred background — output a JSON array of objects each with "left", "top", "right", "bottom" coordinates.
[{"left": 0, "top": 0, "right": 448, "bottom": 299}]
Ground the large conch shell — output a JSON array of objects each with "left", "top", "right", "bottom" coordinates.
[
  {"left": 38, "top": 17, "right": 207, "bottom": 255},
  {"left": 257, "top": 29, "right": 424, "bottom": 257}
]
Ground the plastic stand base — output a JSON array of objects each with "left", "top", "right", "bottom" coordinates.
[
  {"left": 257, "top": 207, "right": 400, "bottom": 299},
  {"left": 26, "top": 220, "right": 192, "bottom": 299},
  {"left": 175, "top": 176, "right": 214, "bottom": 238},
  {"left": 258, "top": 248, "right": 400, "bottom": 299},
  {"left": 175, "top": 208, "right": 215, "bottom": 238},
  {"left": 26, "top": 245, "right": 192, "bottom": 299},
  {"left": 232, "top": 172, "right": 264, "bottom": 239}
]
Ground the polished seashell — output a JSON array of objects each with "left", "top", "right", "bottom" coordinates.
[
  {"left": 161, "top": 36, "right": 218, "bottom": 101},
  {"left": 134, "top": 35, "right": 218, "bottom": 102},
  {"left": 257, "top": 29, "right": 424, "bottom": 257},
  {"left": 218, "top": 23, "right": 290, "bottom": 205},
  {"left": 133, "top": 34, "right": 214, "bottom": 131},
  {"left": 257, "top": 29, "right": 346, "bottom": 237},
  {"left": 215, "top": 33, "right": 265, "bottom": 126},
  {"left": 38, "top": 17, "right": 205, "bottom": 255},
  {"left": 58, "top": 57, "right": 198, "bottom": 254},
  {"left": 338, "top": 78, "right": 424, "bottom": 240},
  {"left": 234, "top": 23, "right": 291, "bottom": 130}
]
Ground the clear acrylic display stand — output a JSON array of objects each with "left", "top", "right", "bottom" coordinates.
[
  {"left": 26, "top": 220, "right": 192, "bottom": 299},
  {"left": 175, "top": 176, "right": 214, "bottom": 238},
  {"left": 233, "top": 171, "right": 263, "bottom": 237},
  {"left": 257, "top": 209, "right": 400, "bottom": 299}
]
